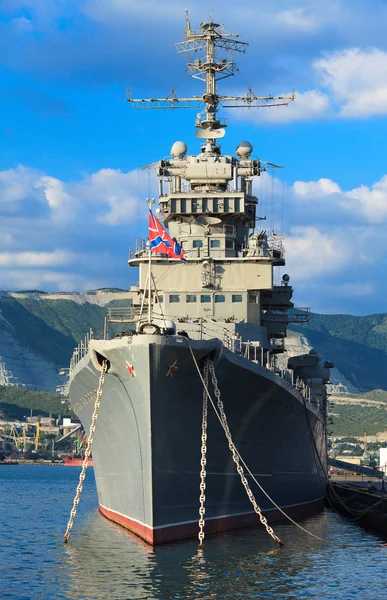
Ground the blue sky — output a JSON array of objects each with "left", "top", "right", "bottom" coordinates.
[{"left": 1, "top": 0, "right": 387, "bottom": 315}]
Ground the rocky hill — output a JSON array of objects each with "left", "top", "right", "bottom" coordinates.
[
  {"left": 0, "top": 290, "right": 134, "bottom": 392},
  {"left": 0, "top": 289, "right": 385, "bottom": 394},
  {"left": 291, "top": 312, "right": 387, "bottom": 392}
]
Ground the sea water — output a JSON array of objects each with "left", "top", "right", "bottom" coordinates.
[{"left": 1, "top": 465, "right": 386, "bottom": 599}]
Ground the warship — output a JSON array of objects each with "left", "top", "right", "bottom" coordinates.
[{"left": 68, "top": 14, "right": 331, "bottom": 545}]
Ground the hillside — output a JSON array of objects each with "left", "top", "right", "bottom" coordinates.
[
  {"left": 291, "top": 312, "right": 387, "bottom": 392},
  {"left": 0, "top": 290, "right": 386, "bottom": 394},
  {"left": 0, "top": 386, "right": 72, "bottom": 420},
  {"left": 0, "top": 290, "right": 134, "bottom": 391}
]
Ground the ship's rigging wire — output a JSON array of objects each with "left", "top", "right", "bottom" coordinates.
[
  {"left": 259, "top": 170, "right": 263, "bottom": 224},
  {"left": 166, "top": 67, "right": 189, "bottom": 101},
  {"left": 136, "top": 170, "right": 140, "bottom": 233},
  {"left": 185, "top": 339, "right": 384, "bottom": 548},
  {"left": 271, "top": 167, "right": 275, "bottom": 232},
  {"left": 280, "top": 169, "right": 285, "bottom": 236}
]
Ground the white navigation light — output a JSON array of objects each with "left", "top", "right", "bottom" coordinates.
[
  {"left": 236, "top": 141, "right": 253, "bottom": 157},
  {"left": 171, "top": 141, "right": 187, "bottom": 158}
]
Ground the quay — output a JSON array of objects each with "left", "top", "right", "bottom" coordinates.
[{"left": 327, "top": 458, "right": 387, "bottom": 535}]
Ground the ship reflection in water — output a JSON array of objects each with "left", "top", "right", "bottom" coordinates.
[{"left": 62, "top": 509, "right": 385, "bottom": 599}]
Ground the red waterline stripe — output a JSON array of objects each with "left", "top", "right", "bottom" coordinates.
[{"left": 99, "top": 496, "right": 324, "bottom": 545}]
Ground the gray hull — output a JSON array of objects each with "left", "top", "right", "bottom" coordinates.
[{"left": 69, "top": 334, "right": 326, "bottom": 544}]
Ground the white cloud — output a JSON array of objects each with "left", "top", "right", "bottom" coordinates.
[
  {"left": 315, "top": 48, "right": 387, "bottom": 117},
  {"left": 0, "top": 268, "right": 100, "bottom": 292},
  {"left": 293, "top": 178, "right": 341, "bottom": 198},
  {"left": 35, "top": 176, "right": 74, "bottom": 210},
  {"left": 0, "top": 165, "right": 40, "bottom": 208},
  {"left": 0, "top": 251, "right": 75, "bottom": 267},
  {"left": 285, "top": 226, "right": 350, "bottom": 280},
  {"left": 0, "top": 164, "right": 148, "bottom": 225},
  {"left": 292, "top": 174, "right": 387, "bottom": 224},
  {"left": 76, "top": 168, "right": 141, "bottom": 225},
  {"left": 0, "top": 161, "right": 386, "bottom": 310},
  {"left": 276, "top": 8, "right": 318, "bottom": 32},
  {"left": 236, "top": 90, "right": 330, "bottom": 124},
  {"left": 342, "top": 175, "right": 387, "bottom": 223},
  {"left": 238, "top": 46, "right": 387, "bottom": 124},
  {"left": 0, "top": 163, "right": 149, "bottom": 292}
]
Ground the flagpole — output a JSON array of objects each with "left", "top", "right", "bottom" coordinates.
[{"left": 147, "top": 198, "right": 155, "bottom": 323}]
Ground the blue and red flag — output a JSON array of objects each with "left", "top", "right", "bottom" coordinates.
[{"left": 148, "top": 209, "right": 186, "bottom": 261}]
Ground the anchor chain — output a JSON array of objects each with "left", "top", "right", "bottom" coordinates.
[
  {"left": 64, "top": 359, "right": 108, "bottom": 544},
  {"left": 198, "top": 361, "right": 209, "bottom": 546},
  {"left": 207, "top": 359, "right": 282, "bottom": 545}
]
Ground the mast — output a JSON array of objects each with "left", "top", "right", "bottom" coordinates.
[
  {"left": 147, "top": 198, "right": 154, "bottom": 324},
  {"left": 127, "top": 12, "right": 294, "bottom": 146}
]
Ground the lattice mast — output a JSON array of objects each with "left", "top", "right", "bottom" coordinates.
[{"left": 127, "top": 10, "right": 294, "bottom": 146}]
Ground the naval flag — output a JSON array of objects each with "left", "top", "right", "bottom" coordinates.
[{"left": 148, "top": 209, "right": 186, "bottom": 261}]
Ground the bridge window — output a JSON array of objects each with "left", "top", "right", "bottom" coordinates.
[
  {"left": 232, "top": 295, "right": 243, "bottom": 303},
  {"left": 186, "top": 295, "right": 197, "bottom": 303},
  {"left": 193, "top": 240, "right": 203, "bottom": 248},
  {"left": 226, "top": 239, "right": 234, "bottom": 249},
  {"left": 201, "top": 295, "right": 211, "bottom": 303},
  {"left": 215, "top": 295, "right": 225, "bottom": 303},
  {"left": 156, "top": 295, "right": 163, "bottom": 303},
  {"left": 169, "top": 295, "right": 180, "bottom": 303},
  {"left": 210, "top": 239, "right": 221, "bottom": 248}
]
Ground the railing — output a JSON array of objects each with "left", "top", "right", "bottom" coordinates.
[
  {"left": 268, "top": 238, "right": 285, "bottom": 258},
  {"left": 70, "top": 329, "right": 94, "bottom": 377},
  {"left": 103, "top": 307, "right": 139, "bottom": 339},
  {"left": 129, "top": 237, "right": 148, "bottom": 259},
  {"left": 288, "top": 308, "right": 310, "bottom": 323},
  {"left": 223, "top": 335, "right": 318, "bottom": 406},
  {"left": 129, "top": 232, "right": 285, "bottom": 261}
]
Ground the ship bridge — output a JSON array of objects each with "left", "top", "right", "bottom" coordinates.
[{"left": 126, "top": 14, "right": 299, "bottom": 354}]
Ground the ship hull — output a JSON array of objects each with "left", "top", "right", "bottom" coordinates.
[{"left": 69, "top": 334, "right": 327, "bottom": 545}]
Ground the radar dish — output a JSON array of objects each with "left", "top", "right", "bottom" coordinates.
[
  {"left": 196, "top": 128, "right": 225, "bottom": 139},
  {"left": 196, "top": 215, "right": 222, "bottom": 226}
]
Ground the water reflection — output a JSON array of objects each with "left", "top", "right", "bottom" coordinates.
[
  {"left": 62, "top": 510, "right": 360, "bottom": 600},
  {"left": 4, "top": 466, "right": 387, "bottom": 599}
]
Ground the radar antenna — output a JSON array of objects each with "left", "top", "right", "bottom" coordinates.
[{"left": 127, "top": 13, "right": 294, "bottom": 145}]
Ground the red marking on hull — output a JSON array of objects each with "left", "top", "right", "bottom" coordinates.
[
  {"left": 99, "top": 505, "right": 154, "bottom": 544},
  {"left": 99, "top": 497, "right": 324, "bottom": 545},
  {"left": 64, "top": 457, "right": 94, "bottom": 467}
]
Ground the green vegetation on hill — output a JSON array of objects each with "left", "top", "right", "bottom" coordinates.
[
  {"left": 0, "top": 296, "right": 132, "bottom": 368},
  {"left": 0, "top": 292, "right": 386, "bottom": 394},
  {"left": 329, "top": 403, "right": 387, "bottom": 436},
  {"left": 297, "top": 313, "right": 387, "bottom": 352},
  {"left": 291, "top": 312, "right": 387, "bottom": 392},
  {"left": 0, "top": 386, "right": 71, "bottom": 420},
  {"left": 0, "top": 297, "right": 106, "bottom": 366},
  {"left": 363, "top": 390, "right": 387, "bottom": 403}
]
